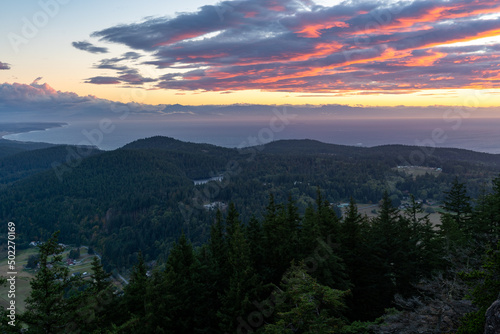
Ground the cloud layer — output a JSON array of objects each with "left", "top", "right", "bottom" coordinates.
[
  {"left": 72, "top": 41, "right": 109, "bottom": 54},
  {"left": 1, "top": 80, "right": 498, "bottom": 126},
  {"left": 0, "top": 81, "right": 159, "bottom": 120},
  {"left": 0, "top": 61, "right": 11, "bottom": 70},
  {"left": 79, "top": 0, "right": 500, "bottom": 93}
]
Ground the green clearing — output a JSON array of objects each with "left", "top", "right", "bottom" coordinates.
[{"left": 393, "top": 166, "right": 442, "bottom": 179}]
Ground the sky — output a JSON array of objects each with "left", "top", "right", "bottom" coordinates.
[{"left": 1, "top": 0, "right": 500, "bottom": 119}]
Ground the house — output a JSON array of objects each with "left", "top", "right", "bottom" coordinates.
[{"left": 203, "top": 201, "right": 227, "bottom": 211}]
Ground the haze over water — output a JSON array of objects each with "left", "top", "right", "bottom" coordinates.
[{"left": 4, "top": 117, "right": 500, "bottom": 154}]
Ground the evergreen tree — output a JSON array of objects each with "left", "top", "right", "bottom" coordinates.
[
  {"left": 246, "top": 215, "right": 264, "bottom": 275},
  {"left": 219, "top": 212, "right": 259, "bottom": 333},
  {"left": 143, "top": 269, "right": 170, "bottom": 334},
  {"left": 74, "top": 256, "right": 117, "bottom": 333},
  {"left": 116, "top": 252, "right": 150, "bottom": 333},
  {"left": 458, "top": 242, "right": 500, "bottom": 334},
  {"left": 90, "top": 256, "right": 112, "bottom": 293},
  {"left": 301, "top": 204, "right": 320, "bottom": 256},
  {"left": 195, "top": 209, "right": 232, "bottom": 332},
  {"left": 403, "top": 195, "right": 443, "bottom": 275},
  {"left": 159, "top": 234, "right": 207, "bottom": 332},
  {"left": 300, "top": 189, "right": 350, "bottom": 290},
  {"left": 441, "top": 177, "right": 472, "bottom": 239},
  {"left": 473, "top": 176, "right": 500, "bottom": 246},
  {"left": 263, "top": 263, "right": 349, "bottom": 334},
  {"left": 366, "top": 192, "right": 443, "bottom": 320},
  {"left": 225, "top": 202, "right": 240, "bottom": 238},
  {"left": 89, "top": 256, "right": 116, "bottom": 331},
  {"left": 367, "top": 191, "right": 408, "bottom": 316},
  {"left": 122, "top": 252, "right": 148, "bottom": 318},
  {"left": 284, "top": 193, "right": 301, "bottom": 260},
  {"left": 194, "top": 245, "right": 223, "bottom": 333},
  {"left": 209, "top": 209, "right": 227, "bottom": 270},
  {"left": 489, "top": 176, "right": 500, "bottom": 240},
  {"left": 339, "top": 197, "right": 374, "bottom": 320},
  {"left": 22, "top": 232, "right": 86, "bottom": 333},
  {"left": 472, "top": 184, "right": 495, "bottom": 245},
  {"left": 262, "top": 194, "right": 300, "bottom": 284},
  {"left": 340, "top": 197, "right": 366, "bottom": 255}
]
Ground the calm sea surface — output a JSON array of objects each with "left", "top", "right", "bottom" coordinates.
[{"left": 4, "top": 118, "right": 500, "bottom": 154}]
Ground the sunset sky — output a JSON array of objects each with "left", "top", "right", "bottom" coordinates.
[{"left": 1, "top": 0, "right": 500, "bottom": 111}]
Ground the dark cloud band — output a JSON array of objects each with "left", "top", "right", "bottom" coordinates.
[{"left": 72, "top": 41, "right": 109, "bottom": 54}]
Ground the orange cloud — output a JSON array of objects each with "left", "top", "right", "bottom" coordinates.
[
  {"left": 420, "top": 27, "right": 500, "bottom": 49},
  {"left": 290, "top": 41, "right": 344, "bottom": 61},
  {"left": 296, "top": 21, "right": 349, "bottom": 38},
  {"left": 353, "top": 2, "right": 500, "bottom": 37},
  {"left": 153, "top": 31, "right": 207, "bottom": 47},
  {"left": 430, "top": 76, "right": 455, "bottom": 81},
  {"left": 399, "top": 50, "right": 447, "bottom": 67}
]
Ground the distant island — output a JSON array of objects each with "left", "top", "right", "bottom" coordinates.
[{"left": 0, "top": 122, "right": 67, "bottom": 137}]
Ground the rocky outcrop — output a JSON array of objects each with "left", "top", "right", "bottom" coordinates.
[{"left": 485, "top": 297, "right": 500, "bottom": 334}]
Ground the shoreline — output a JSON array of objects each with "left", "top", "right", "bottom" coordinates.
[{"left": 0, "top": 122, "right": 67, "bottom": 141}]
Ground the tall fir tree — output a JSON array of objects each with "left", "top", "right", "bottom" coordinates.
[
  {"left": 262, "top": 194, "right": 300, "bottom": 284},
  {"left": 366, "top": 191, "right": 406, "bottom": 317},
  {"left": 403, "top": 195, "right": 443, "bottom": 275},
  {"left": 441, "top": 177, "right": 472, "bottom": 243},
  {"left": 75, "top": 256, "right": 117, "bottom": 333},
  {"left": 205, "top": 209, "right": 230, "bottom": 330},
  {"left": 119, "top": 251, "right": 149, "bottom": 332},
  {"left": 338, "top": 197, "right": 374, "bottom": 320},
  {"left": 159, "top": 233, "right": 207, "bottom": 333},
  {"left": 300, "top": 189, "right": 350, "bottom": 290},
  {"left": 225, "top": 202, "right": 241, "bottom": 238},
  {"left": 262, "top": 263, "right": 349, "bottom": 334},
  {"left": 246, "top": 215, "right": 264, "bottom": 276},
  {"left": 22, "top": 232, "right": 86, "bottom": 333},
  {"left": 219, "top": 209, "right": 260, "bottom": 333},
  {"left": 474, "top": 176, "right": 500, "bottom": 246}
]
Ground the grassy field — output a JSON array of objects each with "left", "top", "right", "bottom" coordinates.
[
  {"left": 0, "top": 247, "right": 38, "bottom": 312},
  {"left": 393, "top": 166, "right": 442, "bottom": 179},
  {"left": 0, "top": 247, "right": 102, "bottom": 313},
  {"left": 355, "top": 203, "right": 443, "bottom": 227}
]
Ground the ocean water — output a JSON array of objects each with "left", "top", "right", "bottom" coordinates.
[{"left": 3, "top": 118, "right": 500, "bottom": 154}]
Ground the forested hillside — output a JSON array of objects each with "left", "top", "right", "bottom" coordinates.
[
  {"left": 1, "top": 136, "right": 500, "bottom": 332},
  {"left": 0, "top": 145, "right": 101, "bottom": 187},
  {"left": 2, "top": 178, "right": 499, "bottom": 333},
  {"left": 0, "top": 136, "right": 499, "bottom": 271},
  {"left": 0, "top": 138, "right": 57, "bottom": 159}
]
